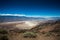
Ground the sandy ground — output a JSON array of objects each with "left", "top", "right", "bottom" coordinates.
[{"left": 0, "top": 21, "right": 44, "bottom": 29}]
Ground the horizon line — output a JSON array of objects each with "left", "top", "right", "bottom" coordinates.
[{"left": 0, "top": 14, "right": 60, "bottom": 18}]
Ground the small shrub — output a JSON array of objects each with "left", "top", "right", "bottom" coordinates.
[
  {"left": 0, "top": 35, "right": 8, "bottom": 40},
  {"left": 0, "top": 29, "right": 8, "bottom": 34},
  {"left": 41, "top": 31, "right": 46, "bottom": 34},
  {"left": 18, "top": 29, "right": 28, "bottom": 33},
  {"left": 23, "top": 32, "right": 37, "bottom": 38},
  {"left": 45, "top": 32, "right": 51, "bottom": 37}
]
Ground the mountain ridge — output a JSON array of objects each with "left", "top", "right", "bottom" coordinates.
[{"left": 0, "top": 16, "right": 60, "bottom": 22}]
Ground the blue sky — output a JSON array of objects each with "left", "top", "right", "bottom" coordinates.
[{"left": 0, "top": 0, "right": 60, "bottom": 17}]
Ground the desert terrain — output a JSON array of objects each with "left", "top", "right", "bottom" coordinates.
[{"left": 0, "top": 20, "right": 60, "bottom": 40}]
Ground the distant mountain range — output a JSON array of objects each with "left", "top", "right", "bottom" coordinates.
[{"left": 0, "top": 16, "right": 60, "bottom": 22}]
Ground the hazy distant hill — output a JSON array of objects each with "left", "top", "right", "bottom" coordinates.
[
  {"left": 0, "top": 16, "right": 60, "bottom": 23},
  {"left": 47, "top": 17, "right": 60, "bottom": 20},
  {"left": 0, "top": 16, "right": 46, "bottom": 22}
]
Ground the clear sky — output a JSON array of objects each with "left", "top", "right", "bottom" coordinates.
[{"left": 0, "top": 0, "right": 60, "bottom": 17}]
